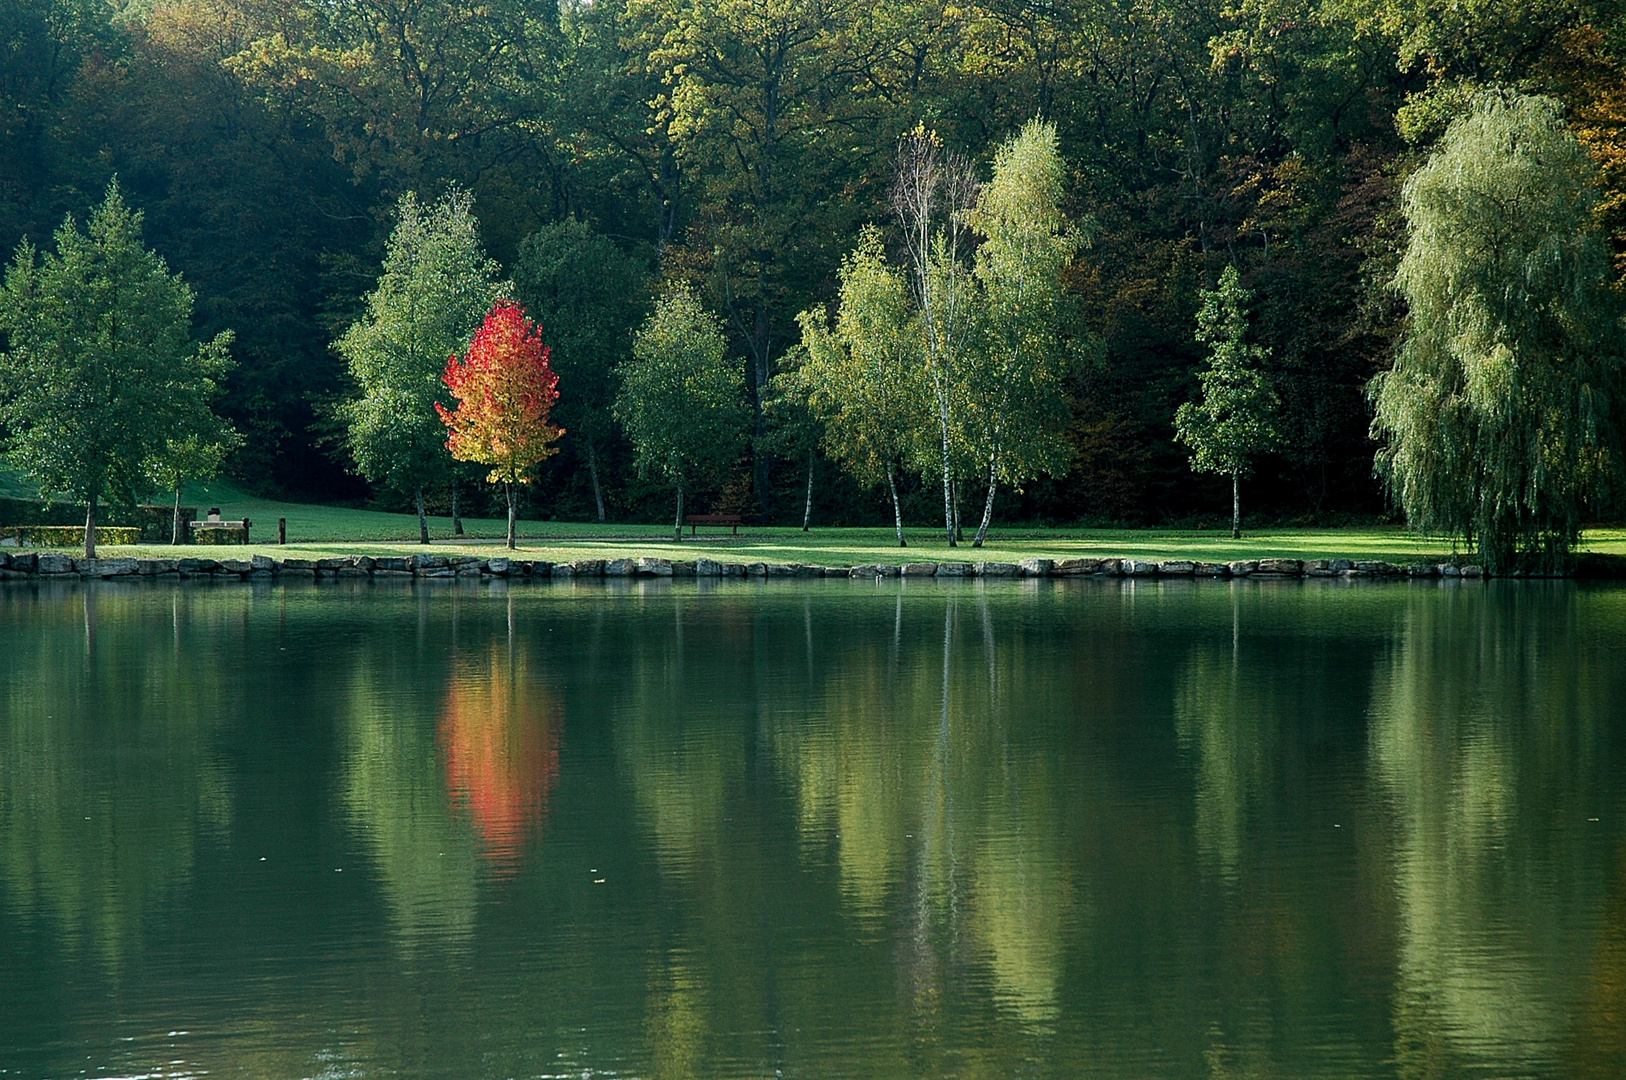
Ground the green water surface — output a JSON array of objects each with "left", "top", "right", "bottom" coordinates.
[{"left": 1, "top": 578, "right": 1624, "bottom": 1079}]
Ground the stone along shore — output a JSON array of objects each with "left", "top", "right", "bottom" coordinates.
[{"left": 0, "top": 552, "right": 1490, "bottom": 581}]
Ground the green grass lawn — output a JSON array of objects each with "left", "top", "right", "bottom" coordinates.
[{"left": 8, "top": 474, "right": 1625, "bottom": 565}]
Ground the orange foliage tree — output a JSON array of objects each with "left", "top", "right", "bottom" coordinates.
[{"left": 437, "top": 301, "right": 564, "bottom": 548}]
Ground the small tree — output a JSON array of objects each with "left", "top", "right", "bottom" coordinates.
[
  {"left": 796, "top": 228, "right": 926, "bottom": 546},
  {"left": 337, "top": 188, "right": 506, "bottom": 543},
  {"left": 1175, "top": 265, "right": 1278, "bottom": 539},
  {"left": 149, "top": 432, "right": 243, "bottom": 545},
  {"left": 437, "top": 302, "right": 565, "bottom": 549},
  {"left": 1372, "top": 93, "right": 1625, "bottom": 574},
  {"left": 615, "top": 284, "right": 748, "bottom": 541},
  {"left": 511, "top": 220, "right": 651, "bottom": 522},
  {"left": 0, "top": 182, "right": 232, "bottom": 559},
  {"left": 762, "top": 350, "right": 824, "bottom": 532}
]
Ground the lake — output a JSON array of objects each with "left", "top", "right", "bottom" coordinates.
[{"left": 1, "top": 577, "right": 1623, "bottom": 1079}]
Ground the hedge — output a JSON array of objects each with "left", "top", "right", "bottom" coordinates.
[
  {"left": 1, "top": 525, "right": 142, "bottom": 546},
  {"left": 0, "top": 498, "right": 197, "bottom": 542}
]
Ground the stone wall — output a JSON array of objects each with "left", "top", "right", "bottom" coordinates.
[{"left": 0, "top": 551, "right": 1502, "bottom": 582}]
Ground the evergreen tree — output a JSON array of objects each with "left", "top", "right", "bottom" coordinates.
[
  {"left": 337, "top": 188, "right": 506, "bottom": 543},
  {"left": 1175, "top": 265, "right": 1278, "bottom": 539},
  {"left": 615, "top": 284, "right": 749, "bottom": 541},
  {"left": 1372, "top": 93, "right": 1625, "bottom": 574},
  {"left": 0, "top": 182, "right": 232, "bottom": 558}
]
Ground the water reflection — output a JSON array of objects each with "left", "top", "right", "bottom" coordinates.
[{"left": 0, "top": 579, "right": 1621, "bottom": 1080}]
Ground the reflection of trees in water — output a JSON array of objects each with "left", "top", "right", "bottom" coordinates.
[
  {"left": 0, "top": 588, "right": 230, "bottom": 967},
  {"left": 440, "top": 641, "right": 561, "bottom": 872},
  {"left": 1369, "top": 586, "right": 1618, "bottom": 1078}
]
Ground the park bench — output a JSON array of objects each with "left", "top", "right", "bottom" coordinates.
[
  {"left": 190, "top": 508, "right": 252, "bottom": 545},
  {"left": 685, "top": 513, "right": 742, "bottom": 536}
]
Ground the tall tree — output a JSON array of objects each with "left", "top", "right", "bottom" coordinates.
[
  {"left": 615, "top": 284, "right": 749, "bottom": 541},
  {"left": 511, "top": 220, "right": 650, "bottom": 522},
  {"left": 0, "top": 182, "right": 232, "bottom": 558},
  {"left": 1175, "top": 265, "right": 1279, "bottom": 539},
  {"left": 438, "top": 301, "right": 564, "bottom": 549},
  {"left": 962, "top": 119, "right": 1082, "bottom": 547},
  {"left": 336, "top": 189, "right": 506, "bottom": 543},
  {"left": 1371, "top": 93, "right": 1625, "bottom": 573},
  {"left": 795, "top": 228, "right": 925, "bottom": 546},
  {"left": 893, "top": 126, "right": 981, "bottom": 546}
]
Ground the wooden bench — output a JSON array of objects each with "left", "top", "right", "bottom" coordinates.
[{"left": 685, "top": 513, "right": 742, "bottom": 536}]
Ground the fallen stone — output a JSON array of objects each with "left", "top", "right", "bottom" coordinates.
[
  {"left": 10, "top": 553, "right": 37, "bottom": 573},
  {"left": 487, "top": 558, "right": 510, "bottom": 575},
  {"left": 1228, "top": 560, "right": 1258, "bottom": 576},
  {"left": 1123, "top": 559, "right": 1157, "bottom": 576},
  {"left": 636, "top": 557, "right": 673, "bottom": 576},
  {"left": 695, "top": 558, "right": 723, "bottom": 576},
  {"left": 822, "top": 566, "right": 851, "bottom": 577},
  {"left": 1353, "top": 561, "right": 1396, "bottom": 576},
  {"left": 280, "top": 568, "right": 316, "bottom": 578},
  {"left": 94, "top": 557, "right": 138, "bottom": 577},
  {"left": 935, "top": 561, "right": 972, "bottom": 577},
  {"left": 1329, "top": 558, "right": 1353, "bottom": 574},
  {"left": 377, "top": 556, "right": 411, "bottom": 572},
  {"left": 901, "top": 562, "right": 938, "bottom": 576},
  {"left": 1018, "top": 558, "right": 1054, "bottom": 577},
  {"left": 38, "top": 554, "right": 74, "bottom": 574},
  {"left": 454, "top": 566, "right": 481, "bottom": 577},
  {"left": 605, "top": 558, "right": 637, "bottom": 576},
  {"left": 281, "top": 558, "right": 317, "bottom": 570},
  {"left": 412, "top": 554, "right": 449, "bottom": 570},
  {"left": 1462, "top": 564, "right": 1485, "bottom": 578},
  {"left": 137, "top": 559, "right": 175, "bottom": 575},
  {"left": 745, "top": 563, "right": 768, "bottom": 576},
  {"left": 572, "top": 559, "right": 605, "bottom": 577},
  {"left": 551, "top": 563, "right": 575, "bottom": 578},
  {"left": 251, "top": 554, "right": 277, "bottom": 572},
  {"left": 1157, "top": 560, "right": 1195, "bottom": 575},
  {"left": 1097, "top": 559, "right": 1124, "bottom": 576},
  {"left": 1194, "top": 562, "right": 1229, "bottom": 576},
  {"left": 1406, "top": 563, "right": 1438, "bottom": 577},
  {"left": 975, "top": 561, "right": 1020, "bottom": 577},
  {"left": 317, "top": 558, "right": 349, "bottom": 570},
  {"left": 671, "top": 561, "right": 697, "bottom": 577},
  {"left": 765, "top": 563, "right": 796, "bottom": 577},
  {"left": 722, "top": 563, "right": 747, "bottom": 577},
  {"left": 218, "top": 560, "right": 252, "bottom": 574},
  {"left": 1439, "top": 563, "right": 1461, "bottom": 577},
  {"left": 338, "top": 566, "right": 371, "bottom": 577}
]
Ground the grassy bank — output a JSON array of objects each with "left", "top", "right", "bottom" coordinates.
[{"left": 7, "top": 476, "right": 1625, "bottom": 565}]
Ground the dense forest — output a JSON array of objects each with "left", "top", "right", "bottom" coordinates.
[{"left": 3, "top": 0, "right": 1624, "bottom": 529}]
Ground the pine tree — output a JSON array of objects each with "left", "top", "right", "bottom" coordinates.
[{"left": 1175, "top": 265, "right": 1278, "bottom": 539}]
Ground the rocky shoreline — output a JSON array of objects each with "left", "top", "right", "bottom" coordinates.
[{"left": 0, "top": 551, "right": 1504, "bottom": 582}]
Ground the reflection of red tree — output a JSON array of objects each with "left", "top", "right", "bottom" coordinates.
[{"left": 439, "top": 647, "right": 561, "bottom": 872}]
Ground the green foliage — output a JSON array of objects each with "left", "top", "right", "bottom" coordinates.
[
  {"left": 615, "top": 284, "right": 749, "bottom": 533},
  {"left": 1371, "top": 92, "right": 1625, "bottom": 573},
  {"left": 336, "top": 188, "right": 507, "bottom": 527},
  {"left": 0, "top": 182, "right": 231, "bottom": 545},
  {"left": 1176, "top": 266, "right": 1279, "bottom": 480},
  {"left": 511, "top": 219, "right": 651, "bottom": 519},
  {"left": 962, "top": 119, "right": 1083, "bottom": 543}
]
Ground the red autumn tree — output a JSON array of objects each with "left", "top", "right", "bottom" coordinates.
[{"left": 437, "top": 301, "right": 564, "bottom": 548}]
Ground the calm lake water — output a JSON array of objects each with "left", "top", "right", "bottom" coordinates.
[{"left": 1, "top": 577, "right": 1623, "bottom": 1080}]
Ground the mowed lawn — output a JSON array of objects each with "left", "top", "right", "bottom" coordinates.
[{"left": 17, "top": 476, "right": 1622, "bottom": 566}]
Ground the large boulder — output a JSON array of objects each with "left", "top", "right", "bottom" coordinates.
[
  {"left": 901, "top": 562, "right": 938, "bottom": 577},
  {"left": 38, "top": 554, "right": 74, "bottom": 574},
  {"left": 572, "top": 559, "right": 606, "bottom": 576},
  {"left": 695, "top": 558, "right": 723, "bottom": 576},
  {"left": 636, "top": 557, "right": 673, "bottom": 576},
  {"left": 1052, "top": 557, "right": 1102, "bottom": 576},
  {"left": 1256, "top": 558, "right": 1303, "bottom": 576},
  {"left": 1018, "top": 558, "right": 1054, "bottom": 577},
  {"left": 1157, "top": 560, "right": 1195, "bottom": 576},
  {"left": 605, "top": 558, "right": 637, "bottom": 576},
  {"left": 935, "top": 561, "right": 972, "bottom": 577},
  {"left": 975, "top": 561, "right": 1019, "bottom": 577}
]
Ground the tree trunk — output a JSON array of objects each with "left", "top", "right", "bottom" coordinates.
[
  {"left": 84, "top": 495, "right": 97, "bottom": 560},
  {"left": 972, "top": 455, "right": 998, "bottom": 548},
  {"left": 939, "top": 418, "right": 956, "bottom": 547},
  {"left": 887, "top": 462, "right": 907, "bottom": 548},
  {"left": 587, "top": 438, "right": 607, "bottom": 523},
  {"left": 452, "top": 482, "right": 463, "bottom": 536},
  {"left": 415, "top": 486, "right": 430, "bottom": 544},
  {"left": 1232, "top": 470, "right": 1241, "bottom": 540},
  {"left": 802, "top": 450, "right": 814, "bottom": 532},
  {"left": 505, "top": 480, "right": 516, "bottom": 550},
  {"left": 673, "top": 478, "right": 685, "bottom": 543},
  {"left": 172, "top": 479, "right": 183, "bottom": 546},
  {"left": 951, "top": 479, "right": 963, "bottom": 543}
]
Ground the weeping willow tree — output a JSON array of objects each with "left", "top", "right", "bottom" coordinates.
[{"left": 1372, "top": 93, "right": 1625, "bottom": 574}]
